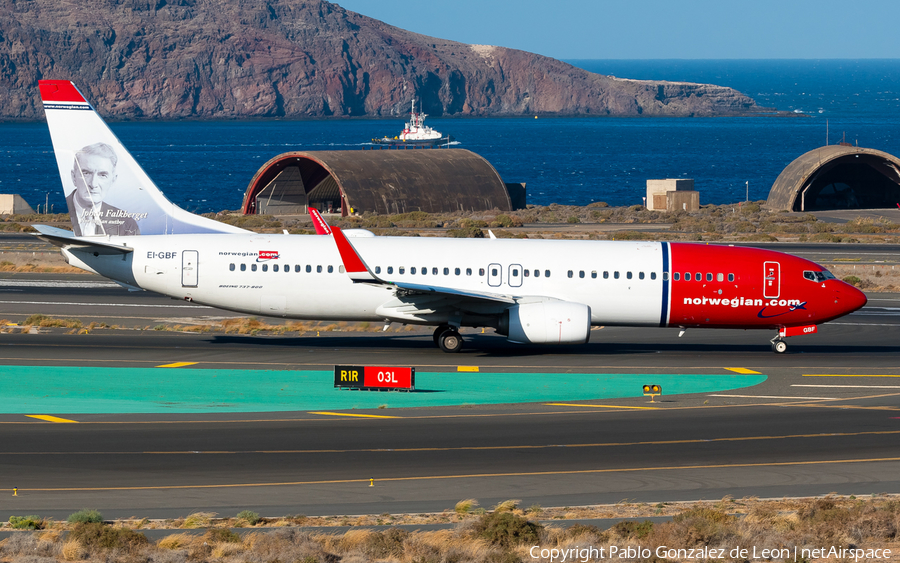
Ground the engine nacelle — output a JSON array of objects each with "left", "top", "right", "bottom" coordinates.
[{"left": 500, "top": 301, "right": 591, "bottom": 345}]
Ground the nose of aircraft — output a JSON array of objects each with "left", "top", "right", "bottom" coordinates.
[{"left": 836, "top": 282, "right": 868, "bottom": 315}]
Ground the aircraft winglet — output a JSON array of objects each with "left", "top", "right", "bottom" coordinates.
[
  {"left": 331, "top": 226, "right": 380, "bottom": 283},
  {"left": 308, "top": 207, "right": 332, "bottom": 235}
]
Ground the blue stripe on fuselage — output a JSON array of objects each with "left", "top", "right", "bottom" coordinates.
[{"left": 659, "top": 242, "right": 669, "bottom": 327}]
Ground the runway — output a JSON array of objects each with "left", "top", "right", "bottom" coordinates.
[{"left": 0, "top": 267, "right": 899, "bottom": 520}]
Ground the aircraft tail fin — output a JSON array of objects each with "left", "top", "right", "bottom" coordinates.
[
  {"left": 39, "top": 80, "right": 248, "bottom": 237},
  {"left": 308, "top": 207, "right": 333, "bottom": 235}
]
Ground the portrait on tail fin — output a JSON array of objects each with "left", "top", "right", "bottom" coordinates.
[{"left": 66, "top": 142, "right": 141, "bottom": 236}]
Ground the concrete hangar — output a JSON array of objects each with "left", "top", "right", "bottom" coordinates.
[
  {"left": 767, "top": 144, "right": 900, "bottom": 212},
  {"left": 241, "top": 149, "right": 525, "bottom": 216}
]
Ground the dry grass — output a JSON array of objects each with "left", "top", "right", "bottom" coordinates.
[{"left": 2, "top": 495, "right": 898, "bottom": 562}]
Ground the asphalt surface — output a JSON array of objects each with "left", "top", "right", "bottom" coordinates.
[{"left": 0, "top": 247, "right": 898, "bottom": 520}]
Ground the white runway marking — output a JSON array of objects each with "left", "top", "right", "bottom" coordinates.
[
  {"left": 0, "top": 300, "right": 211, "bottom": 309},
  {"left": 709, "top": 394, "right": 837, "bottom": 400},
  {"left": 793, "top": 384, "right": 900, "bottom": 389}
]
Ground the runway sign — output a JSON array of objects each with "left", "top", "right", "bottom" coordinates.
[{"left": 334, "top": 365, "right": 415, "bottom": 391}]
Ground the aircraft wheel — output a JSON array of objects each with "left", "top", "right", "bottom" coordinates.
[
  {"left": 433, "top": 325, "right": 452, "bottom": 347},
  {"left": 439, "top": 331, "right": 463, "bottom": 353},
  {"left": 772, "top": 340, "right": 787, "bottom": 354}
]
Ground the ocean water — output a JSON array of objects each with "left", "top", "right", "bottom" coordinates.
[{"left": 2, "top": 60, "right": 899, "bottom": 214}]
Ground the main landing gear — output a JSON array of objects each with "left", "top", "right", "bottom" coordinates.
[{"left": 433, "top": 324, "right": 463, "bottom": 353}]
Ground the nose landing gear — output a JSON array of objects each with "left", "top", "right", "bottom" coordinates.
[{"left": 770, "top": 336, "right": 788, "bottom": 354}]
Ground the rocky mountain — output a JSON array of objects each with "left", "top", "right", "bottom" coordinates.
[{"left": 1, "top": 0, "right": 767, "bottom": 120}]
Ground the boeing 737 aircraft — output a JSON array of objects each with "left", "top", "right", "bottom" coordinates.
[{"left": 34, "top": 80, "right": 867, "bottom": 353}]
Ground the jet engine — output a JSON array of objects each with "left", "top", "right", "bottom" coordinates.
[{"left": 499, "top": 301, "right": 591, "bottom": 345}]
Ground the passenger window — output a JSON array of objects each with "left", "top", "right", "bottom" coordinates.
[
  {"left": 695, "top": 272, "right": 701, "bottom": 281},
  {"left": 251, "top": 264, "right": 257, "bottom": 272},
  {"left": 479, "top": 268, "right": 485, "bottom": 276},
  {"left": 387, "top": 266, "right": 394, "bottom": 274},
  {"left": 614, "top": 271, "right": 620, "bottom": 279},
  {"left": 673, "top": 272, "right": 679, "bottom": 281},
  {"left": 717, "top": 273, "right": 723, "bottom": 282},
  {"left": 651, "top": 272, "right": 657, "bottom": 280},
  {"left": 411, "top": 267, "right": 417, "bottom": 274},
  {"left": 639, "top": 272, "right": 645, "bottom": 280},
  {"left": 421, "top": 267, "right": 426, "bottom": 275},
  {"left": 306, "top": 265, "right": 311, "bottom": 273},
  {"left": 512, "top": 268, "right": 519, "bottom": 277},
  {"left": 399, "top": 267, "right": 405, "bottom": 274},
  {"left": 534, "top": 270, "right": 540, "bottom": 278},
  {"left": 295, "top": 265, "right": 301, "bottom": 272},
  {"left": 273, "top": 264, "right": 279, "bottom": 272},
  {"left": 444, "top": 267, "right": 449, "bottom": 275},
  {"left": 491, "top": 268, "right": 498, "bottom": 276},
  {"left": 603, "top": 271, "right": 609, "bottom": 279},
  {"left": 375, "top": 266, "right": 381, "bottom": 274},
  {"left": 706, "top": 273, "right": 713, "bottom": 282},
  {"left": 317, "top": 265, "right": 322, "bottom": 273},
  {"left": 579, "top": 271, "right": 585, "bottom": 279},
  {"left": 567, "top": 270, "right": 573, "bottom": 278},
  {"left": 545, "top": 270, "right": 551, "bottom": 277},
  {"left": 591, "top": 271, "right": 597, "bottom": 279},
  {"left": 262, "top": 264, "right": 268, "bottom": 272},
  {"left": 433, "top": 267, "right": 438, "bottom": 275},
  {"left": 240, "top": 264, "right": 246, "bottom": 272},
  {"left": 339, "top": 265, "right": 345, "bottom": 273},
  {"left": 728, "top": 273, "right": 734, "bottom": 282},
  {"left": 455, "top": 267, "right": 461, "bottom": 275},
  {"left": 466, "top": 268, "right": 472, "bottom": 276},
  {"left": 229, "top": 263, "right": 235, "bottom": 271},
  {"left": 627, "top": 271, "right": 633, "bottom": 280}
]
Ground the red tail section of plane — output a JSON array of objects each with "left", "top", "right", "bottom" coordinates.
[
  {"left": 308, "top": 208, "right": 332, "bottom": 235},
  {"left": 39, "top": 81, "right": 87, "bottom": 103}
]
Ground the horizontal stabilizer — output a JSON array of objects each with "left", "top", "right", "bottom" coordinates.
[{"left": 31, "top": 224, "right": 133, "bottom": 255}]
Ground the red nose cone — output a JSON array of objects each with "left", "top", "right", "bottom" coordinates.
[{"left": 838, "top": 282, "right": 868, "bottom": 315}]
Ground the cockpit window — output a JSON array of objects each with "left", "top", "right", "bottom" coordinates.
[{"left": 804, "top": 270, "right": 836, "bottom": 282}]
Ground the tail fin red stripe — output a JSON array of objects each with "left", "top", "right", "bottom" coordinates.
[{"left": 39, "top": 81, "right": 87, "bottom": 103}]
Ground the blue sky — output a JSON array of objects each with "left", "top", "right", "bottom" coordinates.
[{"left": 334, "top": 0, "right": 900, "bottom": 59}]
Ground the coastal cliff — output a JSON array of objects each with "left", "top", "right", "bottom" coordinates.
[{"left": 1, "top": 0, "right": 765, "bottom": 120}]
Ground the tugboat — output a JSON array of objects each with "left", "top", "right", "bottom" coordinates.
[{"left": 372, "top": 98, "right": 453, "bottom": 147}]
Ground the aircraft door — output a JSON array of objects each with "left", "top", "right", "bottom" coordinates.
[
  {"left": 763, "top": 261, "right": 780, "bottom": 299},
  {"left": 508, "top": 264, "right": 523, "bottom": 288},
  {"left": 488, "top": 263, "right": 502, "bottom": 287},
  {"left": 182, "top": 250, "right": 199, "bottom": 287}
]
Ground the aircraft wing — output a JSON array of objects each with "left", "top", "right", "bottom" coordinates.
[
  {"left": 331, "top": 226, "right": 515, "bottom": 306},
  {"left": 31, "top": 224, "right": 134, "bottom": 255}
]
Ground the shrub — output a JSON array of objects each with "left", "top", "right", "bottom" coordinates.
[
  {"left": 69, "top": 522, "right": 148, "bottom": 551},
  {"left": 471, "top": 511, "right": 542, "bottom": 548},
  {"left": 236, "top": 510, "right": 261, "bottom": 525},
  {"left": 9, "top": 515, "right": 44, "bottom": 530},
  {"left": 567, "top": 216, "right": 581, "bottom": 224},
  {"left": 205, "top": 527, "right": 241, "bottom": 543},
  {"left": 67, "top": 509, "right": 103, "bottom": 524},
  {"left": 184, "top": 512, "right": 217, "bottom": 528},
  {"left": 843, "top": 275, "right": 862, "bottom": 287},
  {"left": 613, "top": 520, "right": 654, "bottom": 539},
  {"left": 455, "top": 499, "right": 479, "bottom": 514}
]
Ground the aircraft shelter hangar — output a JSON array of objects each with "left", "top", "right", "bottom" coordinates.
[
  {"left": 242, "top": 149, "right": 518, "bottom": 216},
  {"left": 766, "top": 145, "right": 900, "bottom": 212}
]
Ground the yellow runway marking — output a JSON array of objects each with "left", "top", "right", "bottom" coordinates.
[
  {"left": 725, "top": 368, "right": 761, "bottom": 374},
  {"left": 804, "top": 374, "right": 900, "bottom": 378},
  {"left": 155, "top": 362, "right": 199, "bottom": 368},
  {"left": 308, "top": 411, "right": 399, "bottom": 419},
  {"left": 26, "top": 415, "right": 78, "bottom": 423},
  {"left": 15, "top": 456, "right": 900, "bottom": 492},
  {"left": 457, "top": 366, "right": 479, "bottom": 372},
  {"left": 546, "top": 403, "right": 658, "bottom": 410},
  {"left": 11, "top": 429, "right": 896, "bottom": 456}
]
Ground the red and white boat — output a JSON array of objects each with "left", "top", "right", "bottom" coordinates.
[{"left": 372, "top": 98, "right": 453, "bottom": 147}]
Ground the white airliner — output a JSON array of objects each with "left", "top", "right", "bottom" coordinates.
[{"left": 35, "top": 80, "right": 867, "bottom": 353}]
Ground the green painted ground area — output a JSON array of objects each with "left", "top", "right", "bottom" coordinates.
[{"left": 0, "top": 365, "right": 766, "bottom": 414}]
